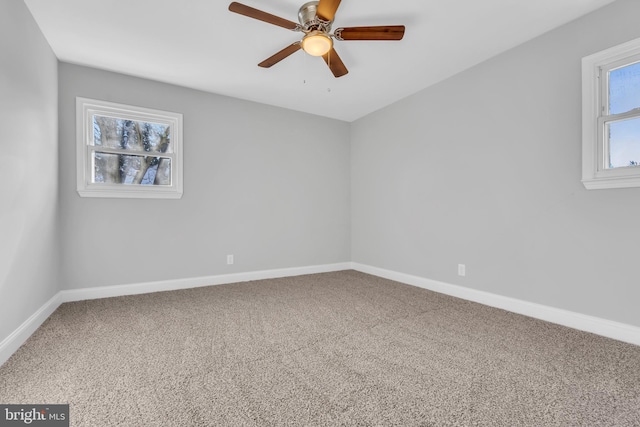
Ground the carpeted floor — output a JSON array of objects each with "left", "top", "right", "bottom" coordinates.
[{"left": 1, "top": 270, "right": 639, "bottom": 426}]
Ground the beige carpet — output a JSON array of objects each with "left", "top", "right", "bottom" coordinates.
[{"left": 1, "top": 270, "right": 639, "bottom": 426}]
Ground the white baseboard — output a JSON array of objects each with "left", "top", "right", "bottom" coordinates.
[
  {"left": 0, "top": 262, "right": 351, "bottom": 367},
  {"left": 3, "top": 261, "right": 637, "bottom": 368},
  {"left": 59, "top": 262, "right": 352, "bottom": 303},
  {"left": 0, "top": 293, "right": 62, "bottom": 367},
  {"left": 351, "top": 262, "right": 640, "bottom": 347}
]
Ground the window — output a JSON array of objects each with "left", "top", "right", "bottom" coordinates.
[
  {"left": 76, "top": 97, "right": 183, "bottom": 198},
  {"left": 582, "top": 37, "right": 640, "bottom": 189}
]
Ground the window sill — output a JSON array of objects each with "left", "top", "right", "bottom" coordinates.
[
  {"left": 582, "top": 174, "right": 640, "bottom": 190},
  {"left": 77, "top": 187, "right": 183, "bottom": 199}
]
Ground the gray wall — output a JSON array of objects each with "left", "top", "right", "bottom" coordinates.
[
  {"left": 351, "top": 0, "right": 640, "bottom": 327},
  {"left": 0, "top": 0, "right": 59, "bottom": 341},
  {"left": 58, "top": 64, "right": 351, "bottom": 289}
]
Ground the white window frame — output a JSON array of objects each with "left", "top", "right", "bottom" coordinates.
[
  {"left": 582, "top": 37, "right": 640, "bottom": 190},
  {"left": 76, "top": 97, "right": 183, "bottom": 198}
]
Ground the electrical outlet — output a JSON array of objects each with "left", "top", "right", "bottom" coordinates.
[
  {"left": 458, "top": 264, "right": 466, "bottom": 277},
  {"left": 227, "top": 254, "right": 234, "bottom": 265}
]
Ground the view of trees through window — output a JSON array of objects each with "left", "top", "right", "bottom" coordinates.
[
  {"left": 607, "top": 61, "right": 640, "bottom": 169},
  {"left": 92, "top": 115, "right": 172, "bottom": 185}
]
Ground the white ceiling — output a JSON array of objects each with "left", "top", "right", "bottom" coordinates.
[{"left": 24, "top": 0, "right": 615, "bottom": 122}]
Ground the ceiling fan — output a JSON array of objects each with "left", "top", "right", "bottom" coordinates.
[{"left": 228, "top": 0, "right": 405, "bottom": 78}]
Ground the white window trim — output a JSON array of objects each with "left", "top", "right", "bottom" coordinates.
[
  {"left": 76, "top": 97, "right": 183, "bottom": 198},
  {"left": 582, "top": 37, "right": 640, "bottom": 190}
]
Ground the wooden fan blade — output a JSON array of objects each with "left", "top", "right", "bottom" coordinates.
[
  {"left": 316, "top": 0, "right": 341, "bottom": 22},
  {"left": 335, "top": 25, "right": 405, "bottom": 41},
  {"left": 258, "top": 43, "right": 302, "bottom": 68},
  {"left": 322, "top": 48, "right": 348, "bottom": 78},
  {"left": 229, "top": 2, "right": 299, "bottom": 30}
]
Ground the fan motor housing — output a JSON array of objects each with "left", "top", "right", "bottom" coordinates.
[{"left": 298, "top": 1, "right": 332, "bottom": 32}]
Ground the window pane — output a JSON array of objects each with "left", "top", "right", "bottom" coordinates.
[
  {"left": 93, "top": 152, "right": 172, "bottom": 185},
  {"left": 92, "top": 115, "right": 172, "bottom": 153},
  {"left": 609, "top": 61, "right": 640, "bottom": 115},
  {"left": 606, "top": 117, "right": 640, "bottom": 168}
]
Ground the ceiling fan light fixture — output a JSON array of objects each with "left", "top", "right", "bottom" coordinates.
[
  {"left": 228, "top": 1, "right": 406, "bottom": 78},
  {"left": 301, "top": 31, "right": 332, "bottom": 56}
]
